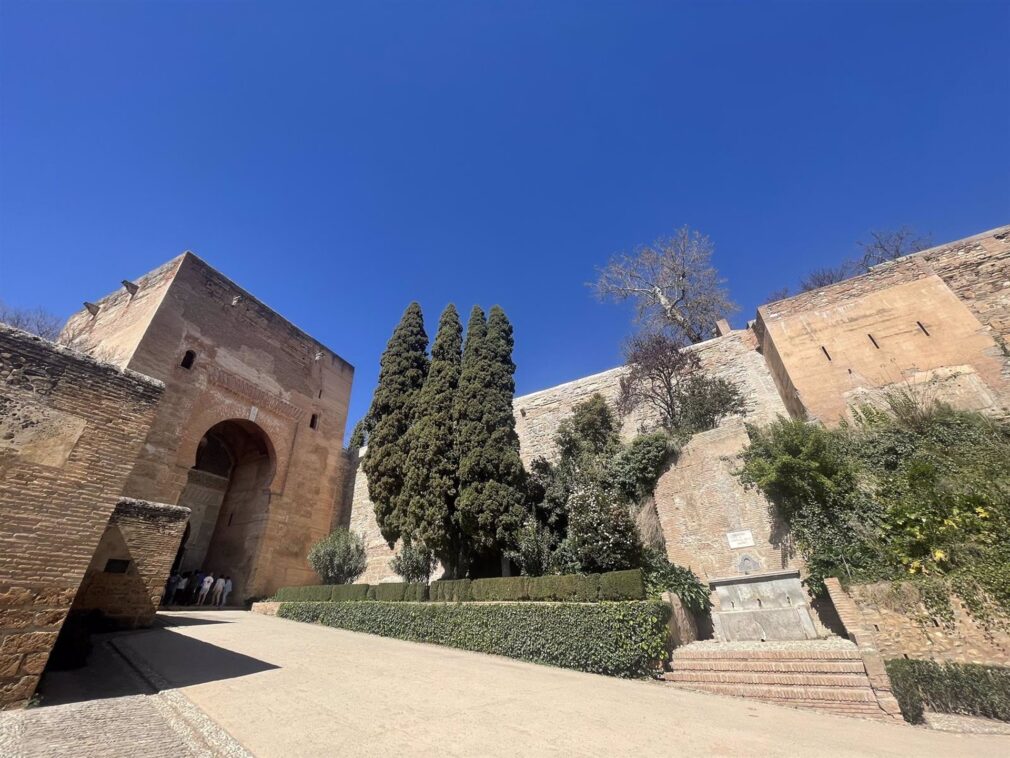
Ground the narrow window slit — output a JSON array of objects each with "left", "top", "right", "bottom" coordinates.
[
  {"left": 310, "top": 413, "right": 319, "bottom": 430},
  {"left": 917, "top": 321, "right": 931, "bottom": 336},
  {"left": 820, "top": 346, "right": 832, "bottom": 361},
  {"left": 868, "top": 334, "right": 880, "bottom": 349},
  {"left": 180, "top": 350, "right": 196, "bottom": 369}
]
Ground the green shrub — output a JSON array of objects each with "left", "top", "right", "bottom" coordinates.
[
  {"left": 640, "top": 548, "right": 711, "bottom": 612},
  {"left": 368, "top": 583, "right": 408, "bottom": 602},
  {"left": 389, "top": 542, "right": 438, "bottom": 583},
  {"left": 430, "top": 578, "right": 472, "bottom": 602},
  {"left": 885, "top": 658, "right": 1010, "bottom": 724},
  {"left": 599, "top": 569, "right": 645, "bottom": 600},
  {"left": 471, "top": 577, "right": 530, "bottom": 601},
  {"left": 527, "top": 573, "right": 600, "bottom": 602},
  {"left": 278, "top": 600, "right": 670, "bottom": 677},
  {"left": 330, "top": 584, "right": 370, "bottom": 602},
  {"left": 402, "top": 583, "right": 429, "bottom": 602},
  {"left": 272, "top": 585, "right": 334, "bottom": 602},
  {"left": 307, "top": 528, "right": 367, "bottom": 585}
]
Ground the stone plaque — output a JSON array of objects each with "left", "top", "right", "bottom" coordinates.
[{"left": 726, "top": 529, "right": 755, "bottom": 549}]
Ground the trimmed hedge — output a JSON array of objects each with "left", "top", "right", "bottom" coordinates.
[
  {"left": 274, "top": 569, "right": 645, "bottom": 605},
  {"left": 885, "top": 658, "right": 1010, "bottom": 724},
  {"left": 330, "top": 584, "right": 369, "bottom": 602},
  {"left": 430, "top": 578, "right": 472, "bottom": 602},
  {"left": 278, "top": 600, "right": 670, "bottom": 677},
  {"left": 599, "top": 569, "right": 646, "bottom": 600},
  {"left": 273, "top": 585, "right": 336, "bottom": 602},
  {"left": 528, "top": 573, "right": 600, "bottom": 602}
]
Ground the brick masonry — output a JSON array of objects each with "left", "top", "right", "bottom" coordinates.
[
  {"left": 62, "top": 252, "right": 356, "bottom": 602},
  {"left": 0, "top": 326, "right": 164, "bottom": 709},
  {"left": 71, "top": 499, "right": 190, "bottom": 629}
]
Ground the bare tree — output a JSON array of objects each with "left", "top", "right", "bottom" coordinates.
[
  {"left": 619, "top": 332, "right": 746, "bottom": 437},
  {"left": 0, "top": 300, "right": 63, "bottom": 340},
  {"left": 856, "top": 226, "right": 931, "bottom": 269},
  {"left": 799, "top": 226, "right": 931, "bottom": 293},
  {"left": 594, "top": 226, "right": 737, "bottom": 343}
]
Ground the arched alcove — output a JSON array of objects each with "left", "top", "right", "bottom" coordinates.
[{"left": 174, "top": 419, "right": 275, "bottom": 603}]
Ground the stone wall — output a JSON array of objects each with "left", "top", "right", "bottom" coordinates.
[
  {"left": 63, "top": 252, "right": 355, "bottom": 601},
  {"left": 71, "top": 499, "right": 190, "bottom": 628},
  {"left": 346, "top": 328, "right": 793, "bottom": 584},
  {"left": 0, "top": 326, "right": 163, "bottom": 709},
  {"left": 757, "top": 225, "right": 1010, "bottom": 424},
  {"left": 827, "top": 579, "right": 1010, "bottom": 666}
]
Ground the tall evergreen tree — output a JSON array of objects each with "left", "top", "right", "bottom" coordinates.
[
  {"left": 453, "top": 305, "right": 526, "bottom": 562},
  {"left": 399, "top": 304, "right": 464, "bottom": 576},
  {"left": 362, "top": 302, "right": 429, "bottom": 546}
]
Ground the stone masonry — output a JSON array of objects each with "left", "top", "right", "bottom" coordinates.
[{"left": 0, "top": 325, "right": 164, "bottom": 709}]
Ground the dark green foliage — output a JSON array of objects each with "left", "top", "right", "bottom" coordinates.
[
  {"left": 471, "top": 577, "right": 530, "bottom": 601},
  {"left": 565, "top": 483, "right": 642, "bottom": 574},
  {"left": 399, "top": 305, "right": 464, "bottom": 574},
  {"left": 346, "top": 419, "right": 367, "bottom": 451},
  {"left": 640, "top": 547, "right": 710, "bottom": 612},
  {"left": 453, "top": 306, "right": 526, "bottom": 558},
  {"left": 330, "top": 584, "right": 369, "bottom": 602},
  {"left": 430, "top": 578, "right": 472, "bottom": 602},
  {"left": 609, "top": 433, "right": 673, "bottom": 503},
  {"left": 505, "top": 516, "right": 557, "bottom": 577},
  {"left": 389, "top": 541, "right": 439, "bottom": 584},
  {"left": 307, "top": 529, "right": 367, "bottom": 585},
  {"left": 272, "top": 585, "right": 336, "bottom": 602},
  {"left": 598, "top": 569, "right": 646, "bottom": 600},
  {"left": 363, "top": 302, "right": 430, "bottom": 546},
  {"left": 367, "top": 583, "right": 408, "bottom": 602},
  {"left": 526, "top": 573, "right": 600, "bottom": 602},
  {"left": 278, "top": 600, "right": 670, "bottom": 677},
  {"left": 402, "top": 583, "right": 429, "bottom": 602},
  {"left": 739, "top": 399, "right": 1010, "bottom": 616},
  {"left": 885, "top": 659, "right": 1010, "bottom": 724}
]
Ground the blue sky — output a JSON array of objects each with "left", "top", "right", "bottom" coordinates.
[{"left": 1, "top": 1, "right": 1008, "bottom": 432}]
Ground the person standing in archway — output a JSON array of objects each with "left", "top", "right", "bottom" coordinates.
[
  {"left": 220, "top": 576, "right": 233, "bottom": 607},
  {"left": 198, "top": 572, "right": 215, "bottom": 605},
  {"left": 210, "top": 574, "right": 225, "bottom": 607}
]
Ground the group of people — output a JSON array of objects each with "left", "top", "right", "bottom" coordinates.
[{"left": 165, "top": 570, "right": 233, "bottom": 607}]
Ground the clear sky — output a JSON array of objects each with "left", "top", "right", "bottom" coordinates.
[{"left": 1, "top": 1, "right": 1008, "bottom": 433}]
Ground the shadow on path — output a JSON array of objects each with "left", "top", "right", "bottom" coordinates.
[{"left": 37, "top": 620, "right": 278, "bottom": 707}]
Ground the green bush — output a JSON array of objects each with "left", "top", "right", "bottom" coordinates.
[
  {"left": 272, "top": 585, "right": 335, "bottom": 602},
  {"left": 368, "top": 583, "right": 408, "bottom": 602},
  {"left": 307, "top": 528, "right": 367, "bottom": 585},
  {"left": 599, "top": 569, "right": 645, "bottom": 600},
  {"left": 527, "top": 573, "right": 600, "bottom": 602},
  {"left": 330, "top": 584, "right": 370, "bottom": 602},
  {"left": 471, "top": 577, "right": 530, "bottom": 601},
  {"left": 278, "top": 600, "right": 670, "bottom": 677},
  {"left": 640, "top": 548, "right": 711, "bottom": 612},
  {"left": 885, "top": 658, "right": 1010, "bottom": 724},
  {"left": 430, "top": 578, "right": 472, "bottom": 602},
  {"left": 402, "top": 583, "right": 429, "bottom": 602}
]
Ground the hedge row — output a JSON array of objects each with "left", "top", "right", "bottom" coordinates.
[
  {"left": 272, "top": 569, "right": 645, "bottom": 605},
  {"left": 885, "top": 658, "right": 1010, "bottom": 724},
  {"left": 272, "top": 583, "right": 425, "bottom": 603},
  {"left": 433, "top": 569, "right": 644, "bottom": 603},
  {"left": 277, "top": 600, "right": 670, "bottom": 677}
]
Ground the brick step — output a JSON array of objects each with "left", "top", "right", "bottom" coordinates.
[
  {"left": 673, "top": 647, "right": 862, "bottom": 662},
  {"left": 665, "top": 671, "right": 872, "bottom": 688},
  {"left": 667, "top": 681, "right": 878, "bottom": 703},
  {"left": 671, "top": 659, "right": 867, "bottom": 674}
]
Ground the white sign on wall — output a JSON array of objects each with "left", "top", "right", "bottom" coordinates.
[{"left": 726, "top": 530, "right": 755, "bottom": 549}]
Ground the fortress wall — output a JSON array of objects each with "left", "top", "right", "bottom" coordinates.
[{"left": 0, "top": 326, "right": 163, "bottom": 709}]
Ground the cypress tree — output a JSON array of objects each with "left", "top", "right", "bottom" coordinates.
[
  {"left": 454, "top": 305, "right": 526, "bottom": 561},
  {"left": 362, "top": 302, "right": 429, "bottom": 546},
  {"left": 399, "top": 304, "right": 464, "bottom": 576}
]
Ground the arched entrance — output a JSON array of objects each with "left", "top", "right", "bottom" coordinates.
[{"left": 173, "top": 419, "right": 275, "bottom": 603}]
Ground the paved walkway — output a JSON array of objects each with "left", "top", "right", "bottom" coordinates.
[{"left": 4, "top": 610, "right": 1010, "bottom": 756}]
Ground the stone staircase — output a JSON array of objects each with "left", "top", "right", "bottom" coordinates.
[{"left": 663, "top": 640, "right": 892, "bottom": 720}]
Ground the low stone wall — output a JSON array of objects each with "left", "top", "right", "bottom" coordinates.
[{"left": 828, "top": 579, "right": 1010, "bottom": 666}]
